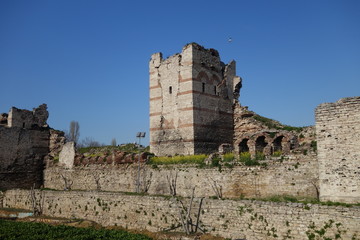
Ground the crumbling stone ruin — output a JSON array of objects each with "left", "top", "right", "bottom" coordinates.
[
  {"left": 316, "top": 96, "right": 360, "bottom": 203},
  {"left": 150, "top": 43, "right": 313, "bottom": 157},
  {"left": 149, "top": 43, "right": 241, "bottom": 156},
  {"left": 1, "top": 43, "right": 360, "bottom": 240},
  {"left": 0, "top": 104, "right": 64, "bottom": 189}
]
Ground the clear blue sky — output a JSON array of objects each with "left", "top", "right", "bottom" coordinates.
[{"left": 1, "top": 0, "right": 359, "bottom": 146}]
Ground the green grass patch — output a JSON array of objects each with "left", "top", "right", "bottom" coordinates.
[
  {"left": 239, "top": 152, "right": 259, "bottom": 166},
  {"left": 253, "top": 115, "right": 303, "bottom": 132},
  {"left": 272, "top": 151, "right": 282, "bottom": 157},
  {"left": 223, "top": 153, "right": 235, "bottom": 162},
  {"left": 148, "top": 154, "right": 207, "bottom": 165},
  {"left": 78, "top": 143, "right": 147, "bottom": 155},
  {"left": 0, "top": 219, "right": 152, "bottom": 240}
]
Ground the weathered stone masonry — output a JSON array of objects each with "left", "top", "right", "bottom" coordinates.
[
  {"left": 0, "top": 104, "right": 64, "bottom": 190},
  {"left": 44, "top": 154, "right": 318, "bottom": 199},
  {"left": 150, "top": 43, "right": 241, "bottom": 156},
  {"left": 316, "top": 96, "right": 360, "bottom": 203},
  {"left": 4, "top": 189, "right": 360, "bottom": 240}
]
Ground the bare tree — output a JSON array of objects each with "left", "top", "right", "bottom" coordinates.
[
  {"left": 310, "top": 179, "right": 320, "bottom": 200},
  {"left": 78, "top": 137, "right": 101, "bottom": 148},
  {"left": 208, "top": 177, "right": 223, "bottom": 199},
  {"left": 66, "top": 121, "right": 80, "bottom": 144},
  {"left": 175, "top": 187, "right": 205, "bottom": 234},
  {"left": 111, "top": 138, "right": 117, "bottom": 146},
  {"left": 166, "top": 171, "right": 178, "bottom": 196},
  {"left": 142, "top": 170, "right": 152, "bottom": 193},
  {"left": 29, "top": 185, "right": 44, "bottom": 216},
  {"left": 60, "top": 173, "right": 73, "bottom": 190},
  {"left": 92, "top": 172, "right": 101, "bottom": 191}
]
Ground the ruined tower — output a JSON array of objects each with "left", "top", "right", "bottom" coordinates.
[{"left": 149, "top": 43, "right": 241, "bottom": 156}]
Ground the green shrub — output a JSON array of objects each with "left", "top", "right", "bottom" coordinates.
[
  {"left": 310, "top": 140, "right": 317, "bottom": 152},
  {"left": 254, "top": 152, "right": 265, "bottom": 161},
  {"left": 272, "top": 151, "right": 282, "bottom": 157},
  {"left": 239, "top": 152, "right": 251, "bottom": 162},
  {"left": 239, "top": 152, "right": 260, "bottom": 166},
  {"left": 223, "top": 153, "right": 235, "bottom": 162}
]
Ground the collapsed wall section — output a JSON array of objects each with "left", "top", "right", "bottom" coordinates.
[{"left": 316, "top": 96, "right": 360, "bottom": 203}]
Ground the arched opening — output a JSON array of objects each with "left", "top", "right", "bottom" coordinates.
[
  {"left": 239, "top": 138, "right": 249, "bottom": 153},
  {"left": 255, "top": 136, "right": 267, "bottom": 153},
  {"left": 273, "top": 136, "right": 284, "bottom": 152}
]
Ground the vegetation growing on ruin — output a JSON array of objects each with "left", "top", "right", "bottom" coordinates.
[
  {"left": 0, "top": 219, "right": 152, "bottom": 240},
  {"left": 148, "top": 154, "right": 207, "bottom": 165},
  {"left": 253, "top": 114, "right": 304, "bottom": 132},
  {"left": 238, "top": 152, "right": 267, "bottom": 166},
  {"left": 222, "top": 153, "right": 235, "bottom": 162},
  {"left": 78, "top": 143, "right": 149, "bottom": 155}
]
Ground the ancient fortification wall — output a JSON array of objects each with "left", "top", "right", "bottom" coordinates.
[
  {"left": 4, "top": 189, "right": 360, "bottom": 240},
  {"left": 44, "top": 154, "right": 318, "bottom": 199},
  {"left": 0, "top": 104, "right": 64, "bottom": 190},
  {"left": 7, "top": 104, "right": 48, "bottom": 128},
  {"left": 316, "top": 96, "right": 360, "bottom": 203},
  {"left": 150, "top": 43, "right": 241, "bottom": 156},
  {"left": 0, "top": 104, "right": 52, "bottom": 190},
  {"left": 0, "top": 126, "right": 49, "bottom": 189}
]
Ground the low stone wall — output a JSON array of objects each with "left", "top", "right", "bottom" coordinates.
[
  {"left": 3, "top": 189, "right": 360, "bottom": 240},
  {"left": 44, "top": 154, "right": 318, "bottom": 199}
]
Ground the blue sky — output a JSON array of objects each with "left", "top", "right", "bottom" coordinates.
[{"left": 1, "top": 0, "right": 359, "bottom": 146}]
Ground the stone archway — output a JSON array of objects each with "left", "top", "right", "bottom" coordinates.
[
  {"left": 239, "top": 138, "right": 249, "bottom": 153},
  {"left": 255, "top": 136, "right": 267, "bottom": 153},
  {"left": 273, "top": 136, "right": 284, "bottom": 152}
]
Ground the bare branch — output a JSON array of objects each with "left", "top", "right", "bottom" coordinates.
[{"left": 208, "top": 177, "right": 222, "bottom": 199}]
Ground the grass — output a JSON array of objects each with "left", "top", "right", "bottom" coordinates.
[
  {"left": 253, "top": 115, "right": 303, "bottom": 132},
  {"left": 272, "top": 151, "right": 282, "bottom": 157},
  {"left": 78, "top": 143, "right": 148, "bottom": 155},
  {"left": 245, "top": 195, "right": 360, "bottom": 208},
  {"left": 223, "top": 153, "right": 235, "bottom": 162},
  {"left": 0, "top": 219, "right": 152, "bottom": 240},
  {"left": 148, "top": 154, "right": 207, "bottom": 165},
  {"left": 239, "top": 152, "right": 259, "bottom": 166}
]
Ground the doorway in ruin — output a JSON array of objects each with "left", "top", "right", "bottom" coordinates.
[
  {"left": 239, "top": 138, "right": 249, "bottom": 153},
  {"left": 255, "top": 136, "right": 267, "bottom": 153},
  {"left": 273, "top": 136, "right": 284, "bottom": 152}
]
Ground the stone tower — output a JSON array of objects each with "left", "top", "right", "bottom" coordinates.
[{"left": 149, "top": 43, "right": 241, "bottom": 156}]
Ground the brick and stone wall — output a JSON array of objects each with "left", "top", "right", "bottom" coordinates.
[
  {"left": 3, "top": 189, "right": 360, "bottom": 240},
  {"left": 0, "top": 126, "right": 49, "bottom": 189},
  {"left": 316, "top": 96, "right": 360, "bottom": 203},
  {"left": 150, "top": 43, "right": 241, "bottom": 156},
  {"left": 44, "top": 154, "right": 318, "bottom": 199},
  {"left": 0, "top": 104, "right": 64, "bottom": 190},
  {"left": 7, "top": 104, "right": 48, "bottom": 129}
]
